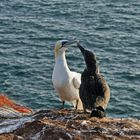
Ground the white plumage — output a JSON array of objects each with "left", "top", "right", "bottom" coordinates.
[{"left": 52, "top": 40, "right": 83, "bottom": 110}]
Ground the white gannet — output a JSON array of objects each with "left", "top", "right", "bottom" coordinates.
[{"left": 52, "top": 40, "right": 83, "bottom": 110}]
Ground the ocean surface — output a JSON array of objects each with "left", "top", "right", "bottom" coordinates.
[{"left": 0, "top": 0, "right": 139, "bottom": 119}]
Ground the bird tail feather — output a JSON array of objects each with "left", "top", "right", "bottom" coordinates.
[{"left": 90, "top": 106, "right": 106, "bottom": 118}]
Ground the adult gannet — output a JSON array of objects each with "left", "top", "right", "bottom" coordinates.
[
  {"left": 52, "top": 40, "right": 83, "bottom": 110},
  {"left": 77, "top": 43, "right": 110, "bottom": 118}
]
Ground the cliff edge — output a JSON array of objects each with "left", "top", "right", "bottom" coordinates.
[{"left": 0, "top": 109, "right": 140, "bottom": 140}]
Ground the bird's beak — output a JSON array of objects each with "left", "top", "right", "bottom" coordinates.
[
  {"left": 63, "top": 40, "right": 79, "bottom": 48},
  {"left": 77, "top": 42, "right": 85, "bottom": 55}
]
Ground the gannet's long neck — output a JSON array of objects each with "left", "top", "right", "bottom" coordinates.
[{"left": 55, "top": 51, "right": 70, "bottom": 72}]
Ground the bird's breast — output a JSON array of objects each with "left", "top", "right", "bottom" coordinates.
[{"left": 52, "top": 63, "right": 70, "bottom": 88}]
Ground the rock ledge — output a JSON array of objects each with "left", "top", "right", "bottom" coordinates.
[{"left": 0, "top": 109, "right": 140, "bottom": 140}]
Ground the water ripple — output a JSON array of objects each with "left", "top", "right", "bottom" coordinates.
[{"left": 0, "top": 0, "right": 139, "bottom": 118}]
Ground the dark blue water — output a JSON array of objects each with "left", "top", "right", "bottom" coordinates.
[{"left": 0, "top": 0, "right": 139, "bottom": 118}]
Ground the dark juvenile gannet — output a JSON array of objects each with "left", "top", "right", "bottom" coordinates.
[
  {"left": 52, "top": 40, "right": 83, "bottom": 110},
  {"left": 78, "top": 43, "right": 110, "bottom": 118}
]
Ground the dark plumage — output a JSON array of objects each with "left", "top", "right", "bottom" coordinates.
[{"left": 78, "top": 44, "right": 110, "bottom": 118}]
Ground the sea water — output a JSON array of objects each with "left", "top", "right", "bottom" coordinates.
[{"left": 0, "top": 0, "right": 139, "bottom": 119}]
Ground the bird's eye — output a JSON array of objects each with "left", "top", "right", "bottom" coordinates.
[{"left": 62, "top": 41, "right": 68, "bottom": 46}]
